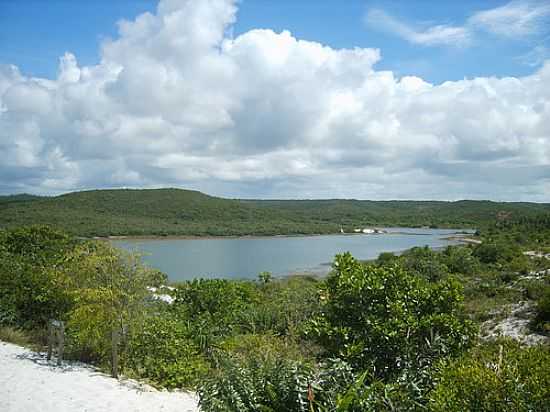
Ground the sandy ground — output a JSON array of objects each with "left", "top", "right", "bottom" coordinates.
[
  {"left": 0, "top": 341, "right": 199, "bottom": 412},
  {"left": 481, "top": 301, "right": 549, "bottom": 346}
]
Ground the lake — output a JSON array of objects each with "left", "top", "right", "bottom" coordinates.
[{"left": 112, "top": 228, "right": 470, "bottom": 281}]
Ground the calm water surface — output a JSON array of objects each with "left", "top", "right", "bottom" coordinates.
[{"left": 113, "top": 228, "right": 469, "bottom": 281}]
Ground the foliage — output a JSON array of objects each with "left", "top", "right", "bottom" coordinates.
[
  {"left": 481, "top": 213, "right": 550, "bottom": 250},
  {"left": 246, "top": 276, "right": 321, "bottom": 336},
  {"left": 199, "top": 351, "right": 357, "bottom": 412},
  {"left": 2, "top": 221, "right": 549, "bottom": 410},
  {"left": 399, "top": 246, "right": 450, "bottom": 281},
  {"left": 199, "top": 351, "right": 314, "bottom": 412},
  {"left": 534, "top": 284, "right": 550, "bottom": 333},
  {"left": 171, "top": 278, "right": 259, "bottom": 345},
  {"left": 173, "top": 278, "right": 258, "bottom": 322},
  {"left": 440, "top": 245, "right": 480, "bottom": 276},
  {"left": 0, "top": 226, "right": 76, "bottom": 327},
  {"left": 334, "top": 372, "right": 424, "bottom": 412},
  {"left": 126, "top": 316, "right": 209, "bottom": 388},
  {"left": 258, "top": 271, "right": 273, "bottom": 283},
  {"left": 0, "top": 325, "right": 33, "bottom": 347},
  {"left": 473, "top": 242, "right": 528, "bottom": 272},
  {"left": 429, "top": 340, "right": 550, "bottom": 412},
  {"left": 1, "top": 188, "right": 548, "bottom": 237},
  {"left": 64, "top": 242, "right": 165, "bottom": 365},
  {"left": 309, "top": 253, "right": 476, "bottom": 381}
]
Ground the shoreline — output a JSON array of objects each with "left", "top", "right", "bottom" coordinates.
[
  {"left": 214, "top": 241, "right": 474, "bottom": 283},
  {"left": 443, "top": 236, "right": 482, "bottom": 245},
  {"left": 95, "top": 229, "right": 474, "bottom": 242}
]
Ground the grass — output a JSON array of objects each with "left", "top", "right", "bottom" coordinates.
[{"left": 0, "top": 325, "right": 33, "bottom": 347}]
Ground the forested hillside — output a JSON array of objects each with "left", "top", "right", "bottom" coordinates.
[{"left": 0, "top": 188, "right": 549, "bottom": 237}]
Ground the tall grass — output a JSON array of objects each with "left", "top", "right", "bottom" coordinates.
[{"left": 0, "top": 325, "right": 32, "bottom": 346}]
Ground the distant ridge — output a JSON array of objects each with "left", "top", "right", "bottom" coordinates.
[{"left": 0, "top": 188, "right": 548, "bottom": 237}]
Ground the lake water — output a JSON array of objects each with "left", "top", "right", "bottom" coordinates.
[{"left": 112, "top": 228, "right": 469, "bottom": 281}]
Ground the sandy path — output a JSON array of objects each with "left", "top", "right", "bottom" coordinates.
[{"left": 0, "top": 341, "right": 199, "bottom": 412}]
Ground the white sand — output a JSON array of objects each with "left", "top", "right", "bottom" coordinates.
[
  {"left": 0, "top": 341, "right": 199, "bottom": 412},
  {"left": 481, "top": 302, "right": 549, "bottom": 346}
]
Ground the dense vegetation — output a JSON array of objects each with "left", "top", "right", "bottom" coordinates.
[
  {"left": 1, "top": 188, "right": 549, "bottom": 236},
  {"left": 482, "top": 213, "right": 550, "bottom": 250},
  {"left": 1, "top": 224, "right": 549, "bottom": 411}
]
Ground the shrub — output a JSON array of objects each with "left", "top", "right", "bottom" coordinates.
[
  {"left": 400, "top": 246, "right": 450, "bottom": 281},
  {"left": 199, "top": 350, "right": 314, "bottom": 412},
  {"left": 0, "top": 325, "right": 32, "bottom": 346},
  {"left": 429, "top": 340, "right": 550, "bottom": 412},
  {"left": 173, "top": 279, "right": 258, "bottom": 323},
  {"left": 65, "top": 242, "right": 165, "bottom": 366},
  {"left": 441, "top": 246, "right": 480, "bottom": 276},
  {"left": 0, "top": 226, "right": 76, "bottom": 328},
  {"left": 126, "top": 316, "right": 209, "bottom": 388},
  {"left": 376, "top": 252, "right": 398, "bottom": 266},
  {"left": 199, "top": 352, "right": 356, "bottom": 412},
  {"left": 534, "top": 285, "right": 550, "bottom": 333},
  {"left": 309, "top": 253, "right": 476, "bottom": 381},
  {"left": 244, "top": 276, "right": 321, "bottom": 336},
  {"left": 220, "top": 333, "right": 310, "bottom": 365},
  {"left": 334, "top": 372, "right": 424, "bottom": 412}
]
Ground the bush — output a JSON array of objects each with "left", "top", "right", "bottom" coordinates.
[
  {"left": 199, "top": 352, "right": 357, "bottom": 412},
  {"left": 244, "top": 276, "right": 321, "bottom": 336},
  {"left": 64, "top": 242, "right": 166, "bottom": 366},
  {"left": 441, "top": 246, "right": 480, "bottom": 276},
  {"left": 199, "top": 350, "right": 314, "bottom": 412},
  {"left": 126, "top": 316, "right": 209, "bottom": 388},
  {"left": 534, "top": 285, "right": 550, "bottom": 333},
  {"left": 0, "top": 325, "right": 32, "bottom": 346},
  {"left": 309, "top": 253, "right": 476, "bottom": 381},
  {"left": 334, "top": 373, "right": 424, "bottom": 412},
  {"left": 400, "top": 246, "right": 450, "bottom": 281},
  {"left": 173, "top": 279, "right": 258, "bottom": 325},
  {"left": 429, "top": 340, "right": 550, "bottom": 411},
  {"left": 0, "top": 226, "right": 76, "bottom": 328},
  {"left": 220, "top": 333, "right": 310, "bottom": 365}
]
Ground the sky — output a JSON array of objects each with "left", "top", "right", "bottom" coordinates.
[{"left": 0, "top": 0, "right": 549, "bottom": 201}]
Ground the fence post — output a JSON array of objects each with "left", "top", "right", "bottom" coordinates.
[
  {"left": 111, "top": 328, "right": 119, "bottom": 378},
  {"left": 57, "top": 321, "right": 65, "bottom": 366},
  {"left": 47, "top": 321, "right": 53, "bottom": 361}
]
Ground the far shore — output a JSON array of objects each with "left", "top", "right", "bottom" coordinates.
[
  {"left": 90, "top": 229, "right": 475, "bottom": 242},
  {"left": 443, "top": 236, "right": 482, "bottom": 245}
]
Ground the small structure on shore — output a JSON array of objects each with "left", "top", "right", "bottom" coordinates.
[{"left": 353, "top": 227, "right": 387, "bottom": 234}]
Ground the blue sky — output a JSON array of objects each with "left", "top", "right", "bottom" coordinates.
[
  {"left": 1, "top": 0, "right": 547, "bottom": 84},
  {"left": 0, "top": 0, "right": 549, "bottom": 200}
]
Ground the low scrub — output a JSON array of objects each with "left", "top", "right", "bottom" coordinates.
[
  {"left": 0, "top": 325, "right": 32, "bottom": 346},
  {"left": 429, "top": 340, "right": 550, "bottom": 411}
]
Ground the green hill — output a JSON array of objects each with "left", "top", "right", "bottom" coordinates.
[{"left": 0, "top": 188, "right": 548, "bottom": 237}]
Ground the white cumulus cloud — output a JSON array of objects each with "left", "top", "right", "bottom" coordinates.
[{"left": 0, "top": 0, "right": 549, "bottom": 201}]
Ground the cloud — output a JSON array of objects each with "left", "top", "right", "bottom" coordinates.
[
  {"left": 517, "top": 44, "right": 550, "bottom": 66},
  {"left": 365, "top": 1, "right": 550, "bottom": 48},
  {"left": 365, "top": 9, "right": 471, "bottom": 46},
  {"left": 0, "top": 0, "right": 549, "bottom": 201},
  {"left": 469, "top": 0, "right": 550, "bottom": 37}
]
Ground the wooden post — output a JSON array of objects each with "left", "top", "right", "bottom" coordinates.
[
  {"left": 57, "top": 321, "right": 65, "bottom": 366},
  {"left": 46, "top": 321, "right": 53, "bottom": 361},
  {"left": 47, "top": 319, "right": 65, "bottom": 365},
  {"left": 111, "top": 328, "right": 119, "bottom": 378}
]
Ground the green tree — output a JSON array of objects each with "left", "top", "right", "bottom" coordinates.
[
  {"left": 0, "top": 226, "right": 76, "bottom": 327},
  {"left": 310, "top": 253, "right": 475, "bottom": 381},
  {"left": 65, "top": 241, "right": 165, "bottom": 366}
]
